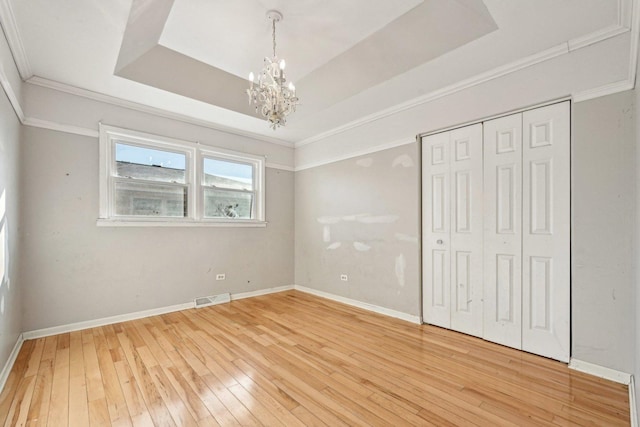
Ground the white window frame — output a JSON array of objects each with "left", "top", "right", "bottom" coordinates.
[
  {"left": 198, "top": 147, "right": 265, "bottom": 223},
  {"left": 98, "top": 124, "right": 266, "bottom": 227}
]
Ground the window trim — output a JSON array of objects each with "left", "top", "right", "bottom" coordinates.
[{"left": 98, "top": 124, "right": 266, "bottom": 226}]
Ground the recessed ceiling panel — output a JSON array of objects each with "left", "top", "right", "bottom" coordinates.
[
  {"left": 7, "top": 0, "right": 630, "bottom": 143},
  {"left": 296, "top": 0, "right": 498, "bottom": 118},
  {"left": 159, "top": 0, "right": 423, "bottom": 81}
]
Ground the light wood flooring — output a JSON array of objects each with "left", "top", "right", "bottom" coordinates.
[{"left": 0, "top": 290, "right": 630, "bottom": 426}]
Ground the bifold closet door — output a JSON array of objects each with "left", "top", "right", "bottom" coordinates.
[
  {"left": 483, "top": 113, "right": 523, "bottom": 349},
  {"left": 522, "top": 102, "right": 570, "bottom": 362},
  {"left": 422, "top": 102, "right": 570, "bottom": 361},
  {"left": 482, "top": 102, "right": 570, "bottom": 361},
  {"left": 422, "top": 124, "right": 483, "bottom": 337},
  {"left": 449, "top": 125, "right": 483, "bottom": 337},
  {"left": 423, "top": 131, "right": 451, "bottom": 328}
]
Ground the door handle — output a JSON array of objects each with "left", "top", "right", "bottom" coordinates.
[{"left": 436, "top": 239, "right": 444, "bottom": 245}]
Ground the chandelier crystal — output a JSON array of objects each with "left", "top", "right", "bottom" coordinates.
[{"left": 246, "top": 10, "right": 299, "bottom": 130}]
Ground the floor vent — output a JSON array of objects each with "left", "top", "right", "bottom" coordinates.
[{"left": 194, "top": 293, "right": 231, "bottom": 308}]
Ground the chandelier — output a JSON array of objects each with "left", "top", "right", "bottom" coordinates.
[{"left": 246, "top": 10, "right": 299, "bottom": 130}]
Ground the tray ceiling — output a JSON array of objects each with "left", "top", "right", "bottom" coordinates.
[{"left": 5, "top": 0, "right": 630, "bottom": 145}]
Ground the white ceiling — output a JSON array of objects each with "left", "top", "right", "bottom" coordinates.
[
  {"left": 5, "top": 0, "right": 630, "bottom": 145},
  {"left": 161, "top": 0, "right": 423, "bottom": 82}
]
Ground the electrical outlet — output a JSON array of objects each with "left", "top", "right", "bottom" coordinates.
[
  {"left": 216, "top": 274, "right": 226, "bottom": 281},
  {"left": 340, "top": 274, "right": 348, "bottom": 281}
]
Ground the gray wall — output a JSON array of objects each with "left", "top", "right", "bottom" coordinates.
[
  {"left": 20, "top": 126, "right": 294, "bottom": 331},
  {"left": 295, "top": 93, "right": 638, "bottom": 378},
  {"left": 295, "top": 144, "right": 421, "bottom": 317},
  {"left": 0, "top": 80, "right": 22, "bottom": 371},
  {"left": 572, "top": 91, "right": 636, "bottom": 374},
  {"left": 635, "top": 55, "right": 640, "bottom": 425}
]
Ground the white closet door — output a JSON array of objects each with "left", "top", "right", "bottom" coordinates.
[
  {"left": 422, "top": 132, "right": 451, "bottom": 328},
  {"left": 449, "top": 124, "right": 483, "bottom": 337},
  {"left": 483, "top": 113, "right": 523, "bottom": 349},
  {"left": 522, "top": 102, "right": 570, "bottom": 362}
]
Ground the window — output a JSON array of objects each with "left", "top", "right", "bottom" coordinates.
[
  {"left": 202, "top": 155, "right": 255, "bottom": 219},
  {"left": 99, "top": 125, "right": 265, "bottom": 226}
]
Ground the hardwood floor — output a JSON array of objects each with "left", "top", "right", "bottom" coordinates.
[{"left": 0, "top": 290, "right": 630, "bottom": 426}]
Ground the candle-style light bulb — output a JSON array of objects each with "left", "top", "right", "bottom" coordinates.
[
  {"left": 249, "top": 72, "right": 254, "bottom": 89},
  {"left": 279, "top": 59, "right": 286, "bottom": 70}
]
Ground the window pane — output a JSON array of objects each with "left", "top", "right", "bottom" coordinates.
[
  {"left": 204, "top": 188, "right": 253, "bottom": 219},
  {"left": 115, "top": 181, "right": 187, "bottom": 217},
  {"left": 115, "top": 143, "right": 186, "bottom": 184},
  {"left": 203, "top": 158, "right": 253, "bottom": 191}
]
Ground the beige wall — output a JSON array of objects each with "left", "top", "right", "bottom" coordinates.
[
  {"left": 0, "top": 80, "right": 22, "bottom": 372},
  {"left": 295, "top": 144, "right": 421, "bottom": 316},
  {"left": 20, "top": 126, "right": 294, "bottom": 331}
]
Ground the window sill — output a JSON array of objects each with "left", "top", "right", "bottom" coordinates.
[{"left": 96, "top": 218, "right": 267, "bottom": 228}]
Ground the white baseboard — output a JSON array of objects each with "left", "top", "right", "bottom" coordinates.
[
  {"left": 294, "top": 285, "right": 421, "bottom": 324},
  {"left": 23, "top": 302, "right": 195, "bottom": 340},
  {"left": 630, "top": 375, "right": 637, "bottom": 427},
  {"left": 568, "top": 358, "right": 632, "bottom": 385},
  {"left": 22, "top": 285, "right": 296, "bottom": 340},
  {"left": 0, "top": 333, "right": 24, "bottom": 394},
  {"left": 231, "top": 285, "right": 294, "bottom": 301}
]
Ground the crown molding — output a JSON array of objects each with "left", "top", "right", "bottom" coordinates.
[
  {"left": 0, "top": 0, "right": 636, "bottom": 151},
  {"left": 0, "top": 63, "right": 298, "bottom": 169},
  {"left": 0, "top": 4, "right": 295, "bottom": 150},
  {"left": 22, "top": 116, "right": 295, "bottom": 171},
  {"left": 628, "top": 0, "right": 640, "bottom": 84},
  {"left": 568, "top": 23, "right": 629, "bottom": 51},
  {"left": 573, "top": 0, "right": 640, "bottom": 102},
  {"left": 294, "top": 42, "right": 570, "bottom": 148},
  {"left": 572, "top": 79, "right": 635, "bottom": 103},
  {"left": 0, "top": 60, "right": 24, "bottom": 121},
  {"left": 296, "top": 14, "right": 633, "bottom": 148},
  {"left": 265, "top": 162, "right": 294, "bottom": 171},
  {"left": 0, "top": 0, "right": 31, "bottom": 79},
  {"left": 619, "top": 0, "right": 633, "bottom": 29},
  {"left": 295, "top": 137, "right": 416, "bottom": 171},
  {"left": 23, "top": 117, "right": 99, "bottom": 138},
  {"left": 25, "top": 76, "right": 295, "bottom": 148}
]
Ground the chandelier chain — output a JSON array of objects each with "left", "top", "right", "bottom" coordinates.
[{"left": 272, "top": 18, "right": 276, "bottom": 58}]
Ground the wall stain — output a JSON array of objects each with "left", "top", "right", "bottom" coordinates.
[{"left": 392, "top": 154, "right": 414, "bottom": 168}]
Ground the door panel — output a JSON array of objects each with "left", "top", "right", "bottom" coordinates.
[
  {"left": 483, "top": 113, "right": 523, "bottom": 349},
  {"left": 449, "top": 124, "right": 483, "bottom": 337},
  {"left": 522, "top": 102, "right": 570, "bottom": 362},
  {"left": 422, "top": 132, "right": 451, "bottom": 328}
]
